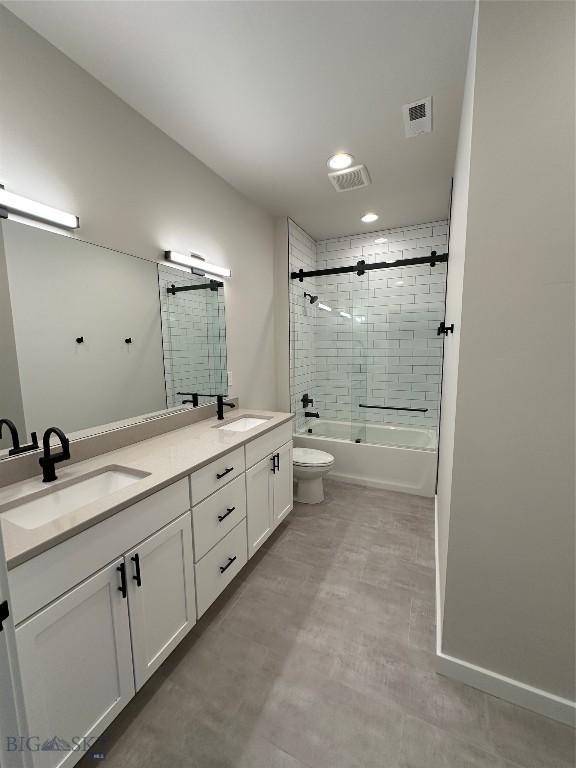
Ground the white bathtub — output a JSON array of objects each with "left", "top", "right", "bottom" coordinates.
[{"left": 294, "top": 419, "right": 437, "bottom": 497}]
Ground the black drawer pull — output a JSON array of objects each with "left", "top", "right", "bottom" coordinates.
[
  {"left": 131, "top": 553, "right": 142, "bottom": 587},
  {"left": 218, "top": 507, "right": 235, "bottom": 522},
  {"left": 117, "top": 563, "right": 127, "bottom": 599},
  {"left": 219, "top": 556, "right": 237, "bottom": 574},
  {"left": 216, "top": 467, "right": 234, "bottom": 480}
]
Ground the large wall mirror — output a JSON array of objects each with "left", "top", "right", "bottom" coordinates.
[{"left": 0, "top": 219, "right": 228, "bottom": 458}]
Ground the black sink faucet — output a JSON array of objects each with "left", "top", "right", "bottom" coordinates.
[
  {"left": 39, "top": 427, "right": 70, "bottom": 483},
  {"left": 0, "top": 418, "right": 39, "bottom": 457},
  {"left": 217, "top": 395, "right": 236, "bottom": 421}
]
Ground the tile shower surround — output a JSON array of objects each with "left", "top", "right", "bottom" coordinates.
[{"left": 289, "top": 219, "right": 448, "bottom": 433}]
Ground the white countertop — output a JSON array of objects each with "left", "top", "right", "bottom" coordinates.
[{"left": 0, "top": 409, "right": 294, "bottom": 569}]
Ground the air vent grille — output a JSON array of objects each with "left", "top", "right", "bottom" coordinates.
[
  {"left": 403, "top": 97, "right": 432, "bottom": 138},
  {"left": 409, "top": 103, "right": 427, "bottom": 122},
  {"left": 328, "top": 164, "right": 371, "bottom": 193}
]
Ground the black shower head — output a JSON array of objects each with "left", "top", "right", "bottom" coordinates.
[{"left": 304, "top": 292, "right": 318, "bottom": 305}]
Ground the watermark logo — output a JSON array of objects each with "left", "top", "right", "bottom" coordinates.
[{"left": 6, "top": 736, "right": 103, "bottom": 757}]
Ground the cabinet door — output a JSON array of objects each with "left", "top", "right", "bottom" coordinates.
[
  {"left": 126, "top": 513, "right": 196, "bottom": 691},
  {"left": 273, "top": 441, "right": 293, "bottom": 525},
  {"left": 246, "top": 454, "right": 274, "bottom": 557},
  {"left": 16, "top": 560, "right": 134, "bottom": 768}
]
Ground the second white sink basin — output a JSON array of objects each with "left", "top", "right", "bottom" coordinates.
[
  {"left": 0, "top": 466, "right": 149, "bottom": 530},
  {"left": 218, "top": 417, "right": 268, "bottom": 433}
]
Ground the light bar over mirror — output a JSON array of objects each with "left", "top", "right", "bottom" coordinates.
[
  {"left": 164, "top": 250, "right": 231, "bottom": 279},
  {"left": 0, "top": 186, "right": 79, "bottom": 230}
]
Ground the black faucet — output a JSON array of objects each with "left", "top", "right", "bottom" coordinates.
[
  {"left": 301, "top": 394, "right": 314, "bottom": 408},
  {"left": 39, "top": 427, "right": 70, "bottom": 483},
  {"left": 217, "top": 395, "right": 236, "bottom": 421},
  {"left": 0, "top": 418, "right": 39, "bottom": 457},
  {"left": 305, "top": 411, "right": 320, "bottom": 418}
]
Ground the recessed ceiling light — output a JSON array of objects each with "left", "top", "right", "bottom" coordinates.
[
  {"left": 374, "top": 237, "right": 388, "bottom": 244},
  {"left": 361, "top": 213, "right": 379, "bottom": 224},
  {"left": 327, "top": 153, "right": 354, "bottom": 171}
]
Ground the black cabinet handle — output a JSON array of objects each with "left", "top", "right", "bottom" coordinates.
[
  {"left": 218, "top": 507, "right": 235, "bottom": 522},
  {"left": 117, "top": 563, "right": 127, "bottom": 598},
  {"left": 219, "top": 556, "right": 237, "bottom": 574},
  {"left": 216, "top": 467, "right": 234, "bottom": 480},
  {"left": 275, "top": 452, "right": 280, "bottom": 472},
  {"left": 131, "top": 553, "right": 142, "bottom": 587},
  {"left": 270, "top": 455, "right": 276, "bottom": 474}
]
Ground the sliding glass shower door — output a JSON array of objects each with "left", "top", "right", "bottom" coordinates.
[{"left": 355, "top": 259, "right": 446, "bottom": 445}]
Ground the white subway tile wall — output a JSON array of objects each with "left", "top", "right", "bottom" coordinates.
[
  {"left": 289, "top": 219, "right": 448, "bottom": 435},
  {"left": 158, "top": 264, "right": 228, "bottom": 409}
]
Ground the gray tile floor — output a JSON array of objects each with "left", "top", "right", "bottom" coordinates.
[{"left": 80, "top": 480, "right": 575, "bottom": 768}]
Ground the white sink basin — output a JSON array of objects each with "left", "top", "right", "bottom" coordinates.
[
  {"left": 0, "top": 466, "right": 149, "bottom": 530},
  {"left": 218, "top": 417, "right": 269, "bottom": 433}
]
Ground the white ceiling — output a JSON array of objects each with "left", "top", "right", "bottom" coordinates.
[{"left": 6, "top": 0, "right": 474, "bottom": 240}]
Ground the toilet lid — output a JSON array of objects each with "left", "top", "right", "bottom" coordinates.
[{"left": 293, "top": 448, "right": 334, "bottom": 467}]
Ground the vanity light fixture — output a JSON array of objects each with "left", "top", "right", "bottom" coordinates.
[
  {"left": 374, "top": 237, "right": 388, "bottom": 244},
  {"left": 164, "top": 251, "right": 231, "bottom": 279},
  {"left": 361, "top": 212, "right": 379, "bottom": 224},
  {"left": 327, "top": 152, "right": 354, "bottom": 171},
  {"left": 0, "top": 186, "right": 79, "bottom": 229},
  {"left": 317, "top": 303, "right": 332, "bottom": 312},
  {"left": 339, "top": 311, "right": 352, "bottom": 319}
]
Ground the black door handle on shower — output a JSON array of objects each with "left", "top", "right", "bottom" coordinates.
[
  {"left": 216, "top": 467, "right": 234, "bottom": 480},
  {"left": 219, "top": 556, "right": 237, "bottom": 574},
  {"left": 117, "top": 563, "right": 127, "bottom": 598},
  {"left": 218, "top": 507, "right": 235, "bottom": 522},
  {"left": 131, "top": 554, "right": 142, "bottom": 587}
]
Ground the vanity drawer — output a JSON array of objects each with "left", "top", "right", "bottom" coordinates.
[
  {"left": 190, "top": 447, "right": 245, "bottom": 505},
  {"left": 245, "top": 422, "right": 293, "bottom": 469},
  {"left": 195, "top": 520, "right": 247, "bottom": 617},
  {"left": 192, "top": 475, "right": 246, "bottom": 561}
]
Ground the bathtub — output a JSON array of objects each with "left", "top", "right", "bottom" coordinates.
[{"left": 294, "top": 419, "right": 437, "bottom": 497}]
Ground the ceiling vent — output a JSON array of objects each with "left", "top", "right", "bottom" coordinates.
[
  {"left": 403, "top": 97, "right": 432, "bottom": 138},
  {"left": 328, "top": 164, "right": 371, "bottom": 192}
]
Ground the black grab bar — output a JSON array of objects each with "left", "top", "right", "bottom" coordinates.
[{"left": 358, "top": 404, "right": 428, "bottom": 413}]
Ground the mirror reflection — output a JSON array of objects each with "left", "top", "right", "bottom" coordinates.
[{"left": 0, "top": 219, "right": 228, "bottom": 457}]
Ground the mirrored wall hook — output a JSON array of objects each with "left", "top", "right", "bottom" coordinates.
[{"left": 76, "top": 336, "right": 84, "bottom": 344}]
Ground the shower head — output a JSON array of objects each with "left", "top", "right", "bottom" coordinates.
[{"left": 304, "top": 292, "right": 318, "bottom": 305}]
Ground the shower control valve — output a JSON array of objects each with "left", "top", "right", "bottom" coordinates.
[{"left": 437, "top": 321, "right": 454, "bottom": 336}]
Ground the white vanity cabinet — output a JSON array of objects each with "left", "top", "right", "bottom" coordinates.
[
  {"left": 6, "top": 418, "right": 293, "bottom": 768},
  {"left": 15, "top": 559, "right": 135, "bottom": 768},
  {"left": 125, "top": 513, "right": 195, "bottom": 690},
  {"left": 246, "top": 424, "right": 293, "bottom": 557}
]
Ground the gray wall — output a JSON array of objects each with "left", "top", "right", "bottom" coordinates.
[
  {"left": 440, "top": 0, "right": 575, "bottom": 699},
  {"left": 437, "top": 2, "right": 478, "bottom": 615},
  {"left": 0, "top": 7, "right": 276, "bottom": 412}
]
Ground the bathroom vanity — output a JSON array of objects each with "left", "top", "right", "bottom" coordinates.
[{"left": 0, "top": 409, "right": 293, "bottom": 767}]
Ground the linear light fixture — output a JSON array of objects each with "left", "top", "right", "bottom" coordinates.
[
  {"left": 339, "top": 311, "right": 352, "bottom": 319},
  {"left": 317, "top": 303, "right": 332, "bottom": 312},
  {"left": 164, "top": 251, "right": 231, "bottom": 279},
  {"left": 0, "top": 186, "right": 79, "bottom": 229}
]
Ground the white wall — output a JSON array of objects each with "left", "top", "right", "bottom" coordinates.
[
  {"left": 3, "top": 220, "right": 167, "bottom": 437},
  {"left": 0, "top": 7, "right": 276, "bottom": 412},
  {"left": 436, "top": 2, "right": 478, "bottom": 617},
  {"left": 439, "top": 0, "right": 575, "bottom": 701}
]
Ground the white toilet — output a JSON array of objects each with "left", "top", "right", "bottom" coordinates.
[{"left": 293, "top": 447, "right": 335, "bottom": 504}]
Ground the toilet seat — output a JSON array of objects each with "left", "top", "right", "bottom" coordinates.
[{"left": 293, "top": 447, "right": 334, "bottom": 467}]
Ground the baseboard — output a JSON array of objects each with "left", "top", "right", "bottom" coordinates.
[
  {"left": 434, "top": 497, "right": 575, "bottom": 727},
  {"left": 328, "top": 471, "right": 432, "bottom": 497}
]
